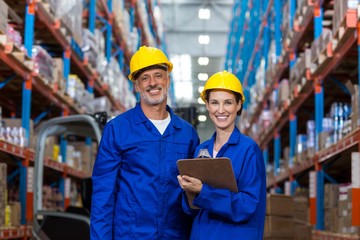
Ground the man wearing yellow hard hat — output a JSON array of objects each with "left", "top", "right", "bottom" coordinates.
[
  {"left": 91, "top": 46, "right": 200, "bottom": 239},
  {"left": 178, "top": 71, "right": 266, "bottom": 239}
]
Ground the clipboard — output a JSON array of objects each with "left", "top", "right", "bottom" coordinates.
[{"left": 177, "top": 157, "right": 238, "bottom": 209}]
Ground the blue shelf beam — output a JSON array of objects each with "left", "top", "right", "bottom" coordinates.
[
  {"left": 0, "top": 73, "right": 16, "bottom": 89},
  {"left": 274, "top": 0, "right": 282, "bottom": 60},
  {"left": 289, "top": 112, "right": 297, "bottom": 168},
  {"left": 88, "top": 0, "right": 96, "bottom": 33},
  {"left": 316, "top": 169, "right": 325, "bottom": 230},
  {"left": 274, "top": 132, "right": 280, "bottom": 177}
]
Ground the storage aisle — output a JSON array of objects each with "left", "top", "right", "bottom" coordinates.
[
  {"left": 0, "top": 0, "right": 163, "bottom": 238},
  {"left": 225, "top": 0, "right": 360, "bottom": 239}
]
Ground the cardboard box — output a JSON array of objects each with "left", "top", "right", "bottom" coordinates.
[
  {"left": 9, "top": 201, "right": 21, "bottom": 226},
  {"left": 294, "top": 223, "right": 312, "bottom": 240},
  {"left": 3, "top": 118, "right": 34, "bottom": 146},
  {"left": 0, "top": 0, "right": 8, "bottom": 21},
  {"left": 264, "top": 215, "right": 294, "bottom": 238},
  {"left": 267, "top": 194, "right": 294, "bottom": 217}
]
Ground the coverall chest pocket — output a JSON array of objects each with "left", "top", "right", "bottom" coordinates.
[{"left": 170, "top": 143, "right": 191, "bottom": 160}]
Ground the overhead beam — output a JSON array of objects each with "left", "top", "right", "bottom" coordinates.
[
  {"left": 160, "top": 0, "right": 234, "bottom": 5},
  {"left": 165, "top": 28, "right": 229, "bottom": 33}
]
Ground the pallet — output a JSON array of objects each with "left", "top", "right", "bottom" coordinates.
[
  {"left": 36, "top": 1, "right": 72, "bottom": 47},
  {"left": 310, "top": 29, "right": 333, "bottom": 75},
  {"left": 332, "top": 9, "right": 357, "bottom": 53},
  {"left": 312, "top": 230, "right": 360, "bottom": 240},
  {"left": 0, "top": 31, "right": 34, "bottom": 73},
  {"left": 293, "top": 0, "right": 314, "bottom": 32}
]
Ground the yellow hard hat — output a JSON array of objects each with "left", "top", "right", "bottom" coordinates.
[
  {"left": 200, "top": 70, "right": 245, "bottom": 103},
  {"left": 128, "top": 46, "right": 173, "bottom": 81}
]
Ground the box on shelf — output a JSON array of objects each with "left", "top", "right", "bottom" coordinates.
[
  {"left": 294, "top": 222, "right": 312, "bottom": 240},
  {"left": 8, "top": 201, "right": 21, "bottom": 226},
  {"left": 266, "top": 194, "right": 294, "bottom": 217},
  {"left": 52, "top": 58, "right": 66, "bottom": 94},
  {"left": 32, "top": 45, "right": 55, "bottom": 83},
  {"left": 264, "top": 215, "right": 294, "bottom": 239},
  {"left": 2, "top": 118, "right": 34, "bottom": 147},
  {"left": 0, "top": 163, "right": 7, "bottom": 226},
  {"left": 47, "top": 0, "right": 83, "bottom": 45}
]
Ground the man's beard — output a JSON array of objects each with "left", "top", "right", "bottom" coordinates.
[{"left": 140, "top": 85, "right": 169, "bottom": 105}]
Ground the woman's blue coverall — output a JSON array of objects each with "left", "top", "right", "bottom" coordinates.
[{"left": 182, "top": 127, "right": 266, "bottom": 240}]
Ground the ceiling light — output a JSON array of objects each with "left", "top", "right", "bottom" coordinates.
[
  {"left": 198, "top": 57, "right": 209, "bottom": 66},
  {"left": 197, "top": 97, "right": 205, "bottom": 104},
  {"left": 174, "top": 82, "right": 193, "bottom": 100},
  {"left": 170, "top": 54, "right": 192, "bottom": 82},
  {"left": 198, "top": 35, "right": 210, "bottom": 45},
  {"left": 198, "top": 8, "right": 210, "bottom": 20},
  {"left": 198, "top": 73, "right": 208, "bottom": 81},
  {"left": 198, "top": 86, "right": 204, "bottom": 93},
  {"left": 198, "top": 115, "right": 207, "bottom": 122}
]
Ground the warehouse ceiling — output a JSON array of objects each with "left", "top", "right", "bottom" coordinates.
[{"left": 160, "top": 0, "right": 234, "bottom": 112}]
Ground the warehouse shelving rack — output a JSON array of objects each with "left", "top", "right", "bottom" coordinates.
[
  {"left": 226, "top": 0, "right": 360, "bottom": 239},
  {"left": 0, "top": 0, "right": 163, "bottom": 238}
]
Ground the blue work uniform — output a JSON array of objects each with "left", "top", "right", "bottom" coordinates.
[
  {"left": 182, "top": 127, "right": 266, "bottom": 240},
  {"left": 91, "top": 103, "right": 199, "bottom": 239}
]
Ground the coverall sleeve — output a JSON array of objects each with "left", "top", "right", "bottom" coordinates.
[
  {"left": 180, "top": 128, "right": 200, "bottom": 216},
  {"left": 190, "top": 128, "right": 200, "bottom": 158},
  {"left": 181, "top": 191, "right": 200, "bottom": 216},
  {"left": 192, "top": 145, "right": 265, "bottom": 222},
  {"left": 90, "top": 122, "right": 121, "bottom": 239}
]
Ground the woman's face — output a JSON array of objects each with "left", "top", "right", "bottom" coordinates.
[{"left": 206, "top": 89, "right": 241, "bottom": 131}]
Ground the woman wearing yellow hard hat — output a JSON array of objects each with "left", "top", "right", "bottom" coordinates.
[
  {"left": 91, "top": 45, "right": 200, "bottom": 239},
  {"left": 178, "top": 70, "right": 266, "bottom": 239}
]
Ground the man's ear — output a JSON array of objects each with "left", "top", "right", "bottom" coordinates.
[{"left": 134, "top": 82, "right": 139, "bottom": 92}]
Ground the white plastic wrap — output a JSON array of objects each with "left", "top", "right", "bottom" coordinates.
[
  {"left": 32, "top": 45, "right": 55, "bottom": 83},
  {"left": 82, "top": 29, "right": 98, "bottom": 68},
  {"left": 47, "top": 0, "right": 83, "bottom": 45}
]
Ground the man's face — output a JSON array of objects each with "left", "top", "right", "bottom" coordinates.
[{"left": 134, "top": 68, "right": 170, "bottom": 106}]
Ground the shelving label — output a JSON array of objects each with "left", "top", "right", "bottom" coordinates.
[
  {"left": 309, "top": 171, "right": 316, "bottom": 198},
  {"left": 27, "top": 167, "right": 33, "bottom": 193},
  {"left": 351, "top": 152, "right": 360, "bottom": 188},
  {"left": 65, "top": 178, "right": 71, "bottom": 198}
]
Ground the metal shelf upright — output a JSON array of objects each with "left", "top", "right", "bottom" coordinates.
[{"left": 20, "top": 1, "right": 35, "bottom": 227}]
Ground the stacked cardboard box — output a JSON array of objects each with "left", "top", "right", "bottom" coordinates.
[
  {"left": 350, "top": 84, "right": 359, "bottom": 131},
  {"left": 289, "top": 49, "right": 311, "bottom": 99},
  {"left": 0, "top": 163, "right": 6, "bottom": 226},
  {"left": 264, "top": 194, "right": 294, "bottom": 239},
  {"left": 52, "top": 58, "right": 66, "bottom": 95},
  {"left": 333, "top": 0, "right": 358, "bottom": 50},
  {"left": 293, "top": 189, "right": 312, "bottom": 240},
  {"left": 8, "top": 201, "right": 21, "bottom": 226},
  {"left": 0, "top": 0, "right": 8, "bottom": 34},
  {"left": 310, "top": 28, "right": 333, "bottom": 74},
  {"left": 337, "top": 185, "right": 360, "bottom": 234},
  {"left": 324, "top": 183, "right": 340, "bottom": 232}
]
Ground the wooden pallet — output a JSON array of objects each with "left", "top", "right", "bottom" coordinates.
[
  {"left": 332, "top": 9, "right": 357, "bottom": 53},
  {"left": 311, "top": 29, "right": 333, "bottom": 75},
  {"left": 0, "top": 30, "right": 33, "bottom": 73}
]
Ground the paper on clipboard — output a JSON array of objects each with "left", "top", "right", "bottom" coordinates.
[{"left": 177, "top": 157, "right": 238, "bottom": 209}]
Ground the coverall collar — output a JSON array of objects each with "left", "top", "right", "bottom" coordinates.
[
  {"left": 207, "top": 127, "right": 241, "bottom": 157},
  {"left": 133, "top": 103, "right": 183, "bottom": 134}
]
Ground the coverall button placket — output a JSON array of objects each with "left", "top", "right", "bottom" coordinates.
[{"left": 158, "top": 137, "right": 166, "bottom": 237}]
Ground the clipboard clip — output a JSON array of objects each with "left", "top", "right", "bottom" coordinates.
[{"left": 197, "top": 149, "right": 211, "bottom": 158}]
